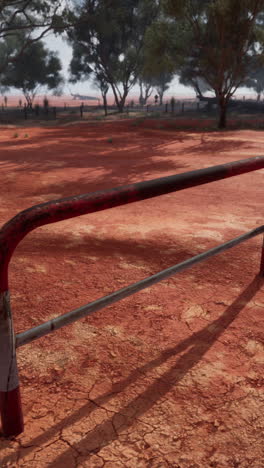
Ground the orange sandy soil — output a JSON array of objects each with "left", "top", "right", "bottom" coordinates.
[{"left": 0, "top": 119, "right": 264, "bottom": 468}]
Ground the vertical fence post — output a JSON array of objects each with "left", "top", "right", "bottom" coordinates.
[
  {"left": 260, "top": 235, "right": 264, "bottom": 276},
  {"left": 80, "top": 103, "right": 84, "bottom": 118},
  {"left": 0, "top": 291, "right": 24, "bottom": 436}
]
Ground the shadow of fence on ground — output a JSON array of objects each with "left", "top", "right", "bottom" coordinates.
[{"left": 1, "top": 275, "right": 263, "bottom": 465}]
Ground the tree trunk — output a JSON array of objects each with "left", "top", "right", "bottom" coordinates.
[
  {"left": 139, "top": 93, "right": 146, "bottom": 105},
  {"left": 110, "top": 84, "right": 120, "bottom": 112},
  {"left": 144, "top": 86, "right": 152, "bottom": 105},
  {"left": 218, "top": 98, "right": 227, "bottom": 129},
  {"left": 110, "top": 82, "right": 128, "bottom": 113},
  {"left": 117, "top": 100, "right": 124, "bottom": 112},
  {"left": 25, "top": 95, "right": 33, "bottom": 109},
  {"left": 193, "top": 82, "right": 203, "bottom": 98},
  {"left": 117, "top": 94, "right": 128, "bottom": 113},
  {"left": 139, "top": 82, "right": 143, "bottom": 105},
  {"left": 103, "top": 93, "right": 108, "bottom": 116}
]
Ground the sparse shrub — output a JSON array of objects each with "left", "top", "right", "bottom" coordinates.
[
  {"left": 13, "top": 132, "right": 19, "bottom": 138},
  {"left": 24, "top": 133, "right": 29, "bottom": 138},
  {"left": 107, "top": 137, "right": 113, "bottom": 143}
]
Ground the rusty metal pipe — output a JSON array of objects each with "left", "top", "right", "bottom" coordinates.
[
  {"left": 1, "top": 155, "right": 264, "bottom": 437},
  {"left": 0, "top": 156, "right": 264, "bottom": 292}
]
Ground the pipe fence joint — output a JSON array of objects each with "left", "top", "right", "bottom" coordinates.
[{"left": 0, "top": 156, "right": 264, "bottom": 437}]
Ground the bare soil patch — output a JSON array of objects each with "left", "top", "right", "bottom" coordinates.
[{"left": 0, "top": 119, "right": 264, "bottom": 467}]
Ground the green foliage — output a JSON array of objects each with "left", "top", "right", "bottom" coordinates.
[
  {"left": 107, "top": 137, "right": 113, "bottom": 143},
  {"left": 13, "top": 132, "right": 19, "bottom": 138},
  {"left": 0, "top": 1, "right": 71, "bottom": 74},
  {"left": 2, "top": 40, "right": 63, "bottom": 107},
  {"left": 153, "top": 71, "right": 174, "bottom": 104},
  {"left": 142, "top": 19, "right": 185, "bottom": 77},
  {"left": 68, "top": 0, "right": 160, "bottom": 112},
  {"left": 178, "top": 61, "right": 212, "bottom": 97},
  {"left": 161, "top": 0, "right": 264, "bottom": 128}
]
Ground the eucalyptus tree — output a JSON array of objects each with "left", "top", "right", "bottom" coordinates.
[
  {"left": 2, "top": 39, "right": 63, "bottom": 108},
  {"left": 67, "top": 0, "right": 160, "bottom": 112},
  {"left": 163, "top": 0, "right": 264, "bottom": 128},
  {"left": 178, "top": 55, "right": 212, "bottom": 98},
  {"left": 138, "top": 75, "right": 153, "bottom": 105},
  {"left": 139, "top": 15, "right": 185, "bottom": 105},
  {"left": 69, "top": 39, "right": 110, "bottom": 114},
  {"left": 153, "top": 71, "right": 174, "bottom": 104},
  {"left": 0, "top": 0, "right": 71, "bottom": 74},
  {"left": 243, "top": 56, "right": 264, "bottom": 100}
]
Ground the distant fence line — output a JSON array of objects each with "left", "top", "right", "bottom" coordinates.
[
  {"left": 0, "top": 97, "right": 264, "bottom": 123},
  {"left": 0, "top": 100, "right": 208, "bottom": 122}
]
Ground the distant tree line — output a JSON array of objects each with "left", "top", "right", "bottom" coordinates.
[{"left": 1, "top": 0, "right": 264, "bottom": 127}]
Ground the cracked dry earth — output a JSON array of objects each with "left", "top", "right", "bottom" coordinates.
[{"left": 0, "top": 119, "right": 264, "bottom": 467}]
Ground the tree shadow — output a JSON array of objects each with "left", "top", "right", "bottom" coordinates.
[
  {"left": 14, "top": 227, "right": 258, "bottom": 285},
  {"left": 1, "top": 275, "right": 263, "bottom": 465},
  {"left": 0, "top": 127, "right": 256, "bottom": 207},
  {"left": 0, "top": 120, "right": 256, "bottom": 204},
  {"left": 177, "top": 138, "right": 255, "bottom": 157},
  {"left": 0, "top": 122, "right": 195, "bottom": 200}
]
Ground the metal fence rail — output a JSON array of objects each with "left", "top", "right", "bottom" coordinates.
[
  {"left": 15, "top": 225, "right": 264, "bottom": 349},
  {"left": 1, "top": 156, "right": 264, "bottom": 437}
]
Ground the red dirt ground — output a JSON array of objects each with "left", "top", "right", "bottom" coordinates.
[{"left": 0, "top": 119, "right": 264, "bottom": 467}]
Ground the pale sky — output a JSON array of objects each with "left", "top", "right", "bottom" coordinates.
[{"left": 7, "top": 33, "right": 255, "bottom": 99}]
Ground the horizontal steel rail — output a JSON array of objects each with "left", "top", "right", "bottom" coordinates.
[
  {"left": 1, "top": 155, "right": 264, "bottom": 437},
  {"left": 0, "top": 156, "right": 264, "bottom": 291},
  {"left": 15, "top": 225, "right": 264, "bottom": 348}
]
